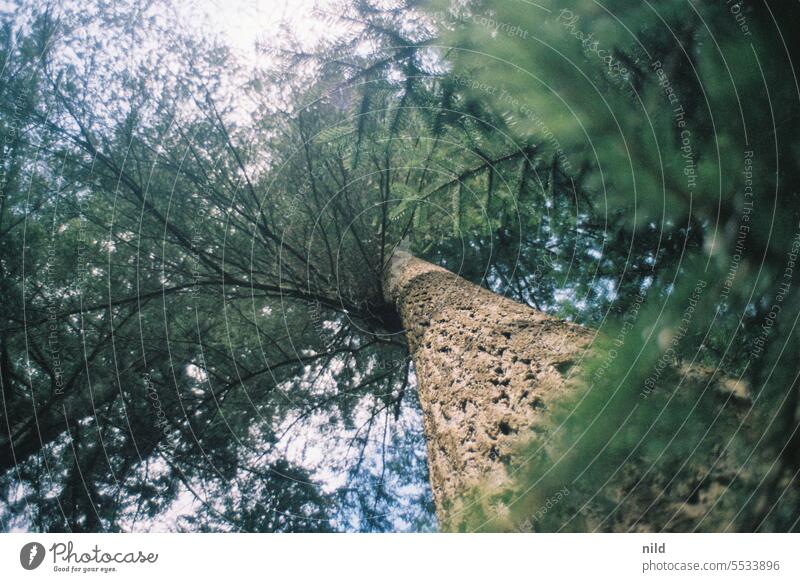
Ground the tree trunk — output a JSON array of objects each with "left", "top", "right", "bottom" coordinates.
[{"left": 383, "top": 251, "right": 592, "bottom": 528}]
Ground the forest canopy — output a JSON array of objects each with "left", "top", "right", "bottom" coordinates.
[{"left": 1, "top": 0, "right": 799, "bottom": 532}]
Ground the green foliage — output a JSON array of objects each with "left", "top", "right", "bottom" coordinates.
[
  {"left": 435, "top": 0, "right": 800, "bottom": 532},
  {"left": 1, "top": 0, "right": 798, "bottom": 533}
]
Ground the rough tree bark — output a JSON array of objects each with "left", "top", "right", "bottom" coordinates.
[{"left": 382, "top": 250, "right": 593, "bottom": 528}]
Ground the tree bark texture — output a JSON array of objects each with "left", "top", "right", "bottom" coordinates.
[{"left": 383, "top": 251, "right": 593, "bottom": 527}]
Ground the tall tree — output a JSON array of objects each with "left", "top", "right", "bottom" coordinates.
[
  {"left": 1, "top": 0, "right": 798, "bottom": 534},
  {"left": 382, "top": 249, "right": 591, "bottom": 527}
]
